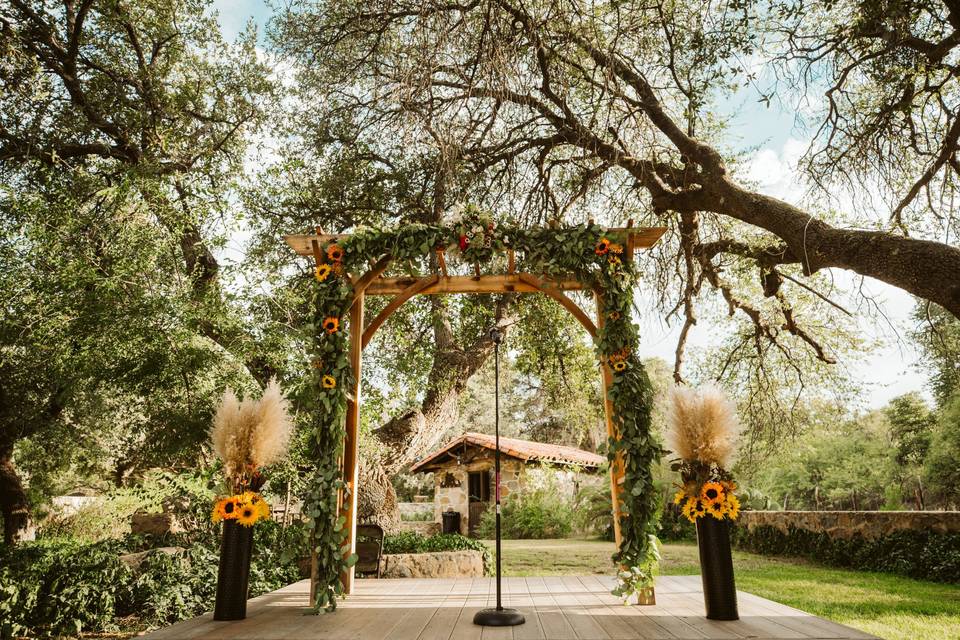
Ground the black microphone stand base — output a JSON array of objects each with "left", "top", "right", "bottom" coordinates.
[{"left": 473, "top": 607, "right": 526, "bottom": 626}]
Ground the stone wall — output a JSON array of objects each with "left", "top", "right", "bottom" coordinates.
[
  {"left": 381, "top": 550, "right": 485, "bottom": 578},
  {"left": 431, "top": 456, "right": 524, "bottom": 534},
  {"left": 737, "top": 510, "right": 960, "bottom": 540},
  {"left": 399, "top": 501, "right": 434, "bottom": 519}
]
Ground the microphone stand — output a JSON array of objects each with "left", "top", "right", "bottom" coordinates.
[{"left": 473, "top": 327, "right": 525, "bottom": 627}]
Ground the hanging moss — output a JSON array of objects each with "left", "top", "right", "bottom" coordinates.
[{"left": 301, "top": 211, "right": 661, "bottom": 608}]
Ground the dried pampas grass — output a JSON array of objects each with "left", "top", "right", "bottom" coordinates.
[
  {"left": 211, "top": 379, "right": 293, "bottom": 487},
  {"left": 667, "top": 384, "right": 740, "bottom": 467}
]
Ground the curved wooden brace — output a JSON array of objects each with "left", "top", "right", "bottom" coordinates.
[
  {"left": 517, "top": 274, "right": 598, "bottom": 338},
  {"left": 361, "top": 274, "right": 440, "bottom": 349},
  {"left": 349, "top": 255, "right": 393, "bottom": 306}
]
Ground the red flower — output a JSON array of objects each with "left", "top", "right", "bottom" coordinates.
[{"left": 459, "top": 235, "right": 469, "bottom": 250}]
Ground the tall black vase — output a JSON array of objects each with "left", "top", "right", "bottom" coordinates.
[
  {"left": 214, "top": 520, "right": 254, "bottom": 621},
  {"left": 695, "top": 516, "right": 738, "bottom": 620}
]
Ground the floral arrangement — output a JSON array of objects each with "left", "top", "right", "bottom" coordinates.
[
  {"left": 212, "top": 491, "right": 272, "bottom": 527},
  {"left": 303, "top": 212, "right": 660, "bottom": 608},
  {"left": 449, "top": 204, "right": 505, "bottom": 263},
  {"left": 209, "top": 379, "right": 293, "bottom": 527},
  {"left": 666, "top": 384, "right": 742, "bottom": 524}
]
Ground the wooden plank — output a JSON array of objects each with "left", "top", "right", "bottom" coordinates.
[
  {"left": 450, "top": 577, "right": 485, "bottom": 640},
  {"left": 579, "top": 576, "right": 690, "bottom": 640},
  {"left": 543, "top": 575, "right": 610, "bottom": 639},
  {"left": 339, "top": 295, "right": 364, "bottom": 594},
  {"left": 419, "top": 578, "right": 470, "bottom": 640},
  {"left": 513, "top": 578, "right": 546, "bottom": 640},
  {"left": 364, "top": 274, "right": 586, "bottom": 296},
  {"left": 568, "top": 576, "right": 646, "bottom": 640},
  {"left": 595, "top": 292, "right": 623, "bottom": 550},
  {"left": 525, "top": 576, "right": 577, "bottom": 640},
  {"left": 386, "top": 579, "right": 455, "bottom": 640}
]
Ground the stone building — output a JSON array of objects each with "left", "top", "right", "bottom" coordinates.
[{"left": 409, "top": 432, "right": 605, "bottom": 536}]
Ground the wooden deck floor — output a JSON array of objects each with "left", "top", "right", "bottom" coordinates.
[{"left": 144, "top": 575, "right": 876, "bottom": 639}]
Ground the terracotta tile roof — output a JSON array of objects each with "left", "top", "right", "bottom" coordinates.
[{"left": 410, "top": 432, "right": 606, "bottom": 473}]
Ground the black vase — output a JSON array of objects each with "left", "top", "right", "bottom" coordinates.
[
  {"left": 695, "top": 516, "right": 738, "bottom": 620},
  {"left": 214, "top": 520, "right": 255, "bottom": 620}
]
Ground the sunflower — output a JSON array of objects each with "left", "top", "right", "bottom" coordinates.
[
  {"left": 609, "top": 243, "right": 624, "bottom": 254},
  {"left": 707, "top": 500, "right": 726, "bottom": 519},
  {"left": 322, "top": 317, "right": 340, "bottom": 334},
  {"left": 681, "top": 497, "right": 698, "bottom": 522},
  {"left": 609, "top": 311, "right": 621, "bottom": 321},
  {"left": 612, "top": 360, "right": 627, "bottom": 372},
  {"left": 315, "top": 263, "right": 333, "bottom": 282},
  {"left": 216, "top": 496, "right": 240, "bottom": 521},
  {"left": 701, "top": 481, "right": 725, "bottom": 504},
  {"left": 673, "top": 490, "right": 686, "bottom": 505},
  {"left": 608, "top": 255, "right": 622, "bottom": 266},
  {"left": 211, "top": 503, "right": 223, "bottom": 524},
  {"left": 725, "top": 494, "right": 741, "bottom": 520},
  {"left": 326, "top": 244, "right": 344, "bottom": 262},
  {"left": 595, "top": 238, "right": 611, "bottom": 255},
  {"left": 322, "top": 375, "right": 336, "bottom": 389},
  {"left": 237, "top": 503, "right": 260, "bottom": 527}
]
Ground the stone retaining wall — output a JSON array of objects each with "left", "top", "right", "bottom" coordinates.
[
  {"left": 381, "top": 550, "right": 485, "bottom": 578},
  {"left": 399, "top": 501, "right": 435, "bottom": 519},
  {"left": 737, "top": 510, "right": 960, "bottom": 540}
]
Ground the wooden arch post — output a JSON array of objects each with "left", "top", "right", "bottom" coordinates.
[{"left": 285, "top": 225, "right": 665, "bottom": 596}]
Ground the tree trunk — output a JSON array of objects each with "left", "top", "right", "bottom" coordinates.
[
  {"left": 359, "top": 296, "right": 517, "bottom": 524},
  {"left": 0, "top": 450, "right": 34, "bottom": 545}
]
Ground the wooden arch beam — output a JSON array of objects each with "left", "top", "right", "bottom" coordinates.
[
  {"left": 517, "top": 273, "right": 598, "bottom": 338},
  {"left": 349, "top": 255, "right": 392, "bottom": 306},
  {"left": 361, "top": 274, "right": 440, "bottom": 349}
]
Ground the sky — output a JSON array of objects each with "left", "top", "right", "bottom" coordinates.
[{"left": 211, "top": 1, "right": 932, "bottom": 409}]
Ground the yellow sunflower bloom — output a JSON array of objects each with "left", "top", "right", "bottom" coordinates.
[
  {"left": 322, "top": 317, "right": 340, "bottom": 334},
  {"left": 322, "top": 375, "right": 336, "bottom": 389},
  {"left": 609, "top": 243, "right": 624, "bottom": 254},
  {"left": 673, "top": 490, "right": 686, "bottom": 505},
  {"left": 326, "top": 244, "right": 344, "bottom": 262},
  {"left": 236, "top": 503, "right": 259, "bottom": 527},
  {"left": 315, "top": 263, "right": 333, "bottom": 282},
  {"left": 700, "top": 481, "right": 725, "bottom": 504},
  {"left": 682, "top": 497, "right": 699, "bottom": 523},
  {"left": 595, "top": 238, "right": 610, "bottom": 255},
  {"left": 612, "top": 360, "right": 627, "bottom": 372},
  {"left": 725, "top": 494, "right": 741, "bottom": 520},
  {"left": 211, "top": 503, "right": 223, "bottom": 524},
  {"left": 216, "top": 496, "right": 240, "bottom": 521},
  {"left": 706, "top": 500, "right": 726, "bottom": 519}
]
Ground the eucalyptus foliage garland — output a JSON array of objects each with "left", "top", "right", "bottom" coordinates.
[{"left": 301, "top": 212, "right": 661, "bottom": 607}]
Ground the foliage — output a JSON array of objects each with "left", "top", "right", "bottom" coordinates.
[
  {"left": 658, "top": 504, "right": 697, "bottom": 542},
  {"left": 733, "top": 524, "right": 960, "bottom": 585},
  {"left": 0, "top": 519, "right": 305, "bottom": 639},
  {"left": 911, "top": 304, "right": 960, "bottom": 405},
  {"left": 923, "top": 392, "right": 960, "bottom": 506},
  {"left": 303, "top": 220, "right": 661, "bottom": 602},
  {"left": 573, "top": 483, "right": 616, "bottom": 541},
  {"left": 746, "top": 403, "right": 907, "bottom": 510},
  {"left": 477, "top": 487, "right": 574, "bottom": 540},
  {"left": 382, "top": 531, "right": 492, "bottom": 574}
]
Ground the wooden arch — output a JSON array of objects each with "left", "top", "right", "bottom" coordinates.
[{"left": 285, "top": 225, "right": 666, "bottom": 596}]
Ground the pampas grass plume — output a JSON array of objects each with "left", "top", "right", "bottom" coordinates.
[
  {"left": 667, "top": 384, "right": 740, "bottom": 467},
  {"left": 211, "top": 379, "right": 293, "bottom": 484},
  {"left": 251, "top": 379, "right": 293, "bottom": 468}
]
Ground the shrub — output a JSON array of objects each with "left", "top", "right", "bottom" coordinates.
[
  {"left": 0, "top": 520, "right": 307, "bottom": 639},
  {"left": 382, "top": 531, "right": 493, "bottom": 574},
  {"left": 658, "top": 504, "right": 696, "bottom": 541},
  {"left": 476, "top": 487, "right": 574, "bottom": 539},
  {"left": 573, "top": 483, "right": 615, "bottom": 540},
  {"left": 733, "top": 524, "right": 960, "bottom": 583}
]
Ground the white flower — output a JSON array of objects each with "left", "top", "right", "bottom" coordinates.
[{"left": 473, "top": 225, "right": 484, "bottom": 234}]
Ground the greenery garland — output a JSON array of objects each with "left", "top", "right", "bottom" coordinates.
[{"left": 300, "top": 207, "right": 661, "bottom": 608}]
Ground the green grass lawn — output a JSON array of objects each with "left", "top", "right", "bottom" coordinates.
[{"left": 482, "top": 538, "right": 960, "bottom": 640}]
